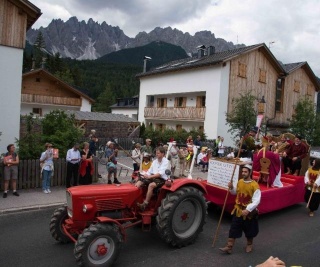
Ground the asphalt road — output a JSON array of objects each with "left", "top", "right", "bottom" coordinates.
[{"left": 0, "top": 204, "right": 318, "bottom": 267}]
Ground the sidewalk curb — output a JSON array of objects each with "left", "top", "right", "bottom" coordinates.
[{"left": 0, "top": 202, "right": 66, "bottom": 215}]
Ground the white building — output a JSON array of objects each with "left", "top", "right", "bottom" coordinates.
[
  {"left": 110, "top": 95, "right": 139, "bottom": 120},
  {"left": 0, "top": 0, "right": 41, "bottom": 153},
  {"left": 137, "top": 44, "right": 319, "bottom": 146}
]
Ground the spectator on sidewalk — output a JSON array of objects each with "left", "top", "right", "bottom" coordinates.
[
  {"left": 89, "top": 136, "right": 98, "bottom": 156},
  {"left": 178, "top": 146, "right": 189, "bottom": 177},
  {"left": 131, "top": 143, "right": 141, "bottom": 171},
  {"left": 194, "top": 135, "right": 202, "bottom": 147},
  {"left": 66, "top": 144, "right": 81, "bottom": 188},
  {"left": 105, "top": 142, "right": 121, "bottom": 184},
  {"left": 82, "top": 142, "right": 93, "bottom": 160},
  {"left": 168, "top": 141, "right": 179, "bottom": 177},
  {"left": 40, "top": 143, "right": 54, "bottom": 194},
  {"left": 79, "top": 150, "right": 94, "bottom": 185},
  {"left": 218, "top": 137, "right": 225, "bottom": 158},
  {"left": 141, "top": 138, "right": 153, "bottom": 157},
  {"left": 3, "top": 144, "right": 20, "bottom": 198}
]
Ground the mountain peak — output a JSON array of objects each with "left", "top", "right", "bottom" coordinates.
[{"left": 26, "top": 17, "right": 244, "bottom": 60}]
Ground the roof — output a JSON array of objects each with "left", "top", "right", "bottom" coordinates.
[
  {"left": 282, "top": 62, "right": 320, "bottom": 91},
  {"left": 13, "top": 0, "right": 42, "bottom": 30},
  {"left": 66, "top": 111, "right": 138, "bottom": 122},
  {"left": 22, "top": 69, "right": 95, "bottom": 103},
  {"left": 137, "top": 43, "right": 285, "bottom": 78}
]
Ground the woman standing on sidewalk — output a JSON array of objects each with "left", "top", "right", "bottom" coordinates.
[{"left": 40, "top": 143, "right": 54, "bottom": 194}]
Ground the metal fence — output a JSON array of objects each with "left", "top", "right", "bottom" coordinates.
[{"left": 0, "top": 158, "right": 99, "bottom": 190}]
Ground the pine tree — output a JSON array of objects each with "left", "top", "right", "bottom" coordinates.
[
  {"left": 93, "top": 83, "right": 115, "bottom": 112},
  {"left": 289, "top": 97, "right": 320, "bottom": 145}
]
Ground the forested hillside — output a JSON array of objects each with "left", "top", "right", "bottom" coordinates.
[{"left": 23, "top": 39, "right": 188, "bottom": 112}]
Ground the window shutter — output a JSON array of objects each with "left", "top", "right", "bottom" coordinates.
[
  {"left": 182, "top": 97, "right": 187, "bottom": 107},
  {"left": 164, "top": 98, "right": 167, "bottom": 107},
  {"left": 196, "top": 96, "right": 201, "bottom": 108}
]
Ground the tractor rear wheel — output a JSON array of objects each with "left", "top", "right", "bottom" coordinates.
[
  {"left": 156, "top": 186, "right": 207, "bottom": 247},
  {"left": 74, "top": 223, "right": 122, "bottom": 267},
  {"left": 50, "top": 206, "right": 73, "bottom": 243}
]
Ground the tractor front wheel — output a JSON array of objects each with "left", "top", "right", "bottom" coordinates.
[
  {"left": 74, "top": 223, "right": 122, "bottom": 267},
  {"left": 50, "top": 206, "right": 72, "bottom": 243},
  {"left": 156, "top": 186, "right": 207, "bottom": 247}
]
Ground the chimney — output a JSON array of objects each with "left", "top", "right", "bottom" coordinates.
[
  {"left": 31, "top": 58, "right": 36, "bottom": 70},
  {"left": 197, "top": 45, "right": 206, "bottom": 58},
  {"left": 143, "top": 56, "right": 152, "bottom": 73},
  {"left": 207, "top": 45, "right": 215, "bottom": 56}
]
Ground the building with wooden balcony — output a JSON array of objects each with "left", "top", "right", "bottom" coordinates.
[
  {"left": 21, "top": 69, "right": 94, "bottom": 116},
  {"left": 137, "top": 44, "right": 319, "bottom": 145},
  {"left": 0, "top": 0, "right": 41, "bottom": 152}
]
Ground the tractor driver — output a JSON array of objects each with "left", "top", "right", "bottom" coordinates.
[{"left": 136, "top": 146, "right": 170, "bottom": 211}]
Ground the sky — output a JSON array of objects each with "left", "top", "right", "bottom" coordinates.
[{"left": 30, "top": 0, "right": 320, "bottom": 76}]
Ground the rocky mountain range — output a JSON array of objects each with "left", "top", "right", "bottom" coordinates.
[{"left": 26, "top": 16, "right": 244, "bottom": 60}]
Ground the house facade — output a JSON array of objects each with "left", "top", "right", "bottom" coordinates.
[
  {"left": 137, "top": 44, "right": 319, "bottom": 146},
  {"left": 21, "top": 69, "right": 94, "bottom": 116},
  {"left": 110, "top": 95, "right": 139, "bottom": 120},
  {"left": 0, "top": 0, "right": 41, "bottom": 152}
]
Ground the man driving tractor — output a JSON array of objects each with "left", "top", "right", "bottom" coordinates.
[{"left": 136, "top": 146, "right": 170, "bottom": 210}]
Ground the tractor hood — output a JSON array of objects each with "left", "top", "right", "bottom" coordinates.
[
  {"left": 67, "top": 183, "right": 140, "bottom": 199},
  {"left": 67, "top": 184, "right": 142, "bottom": 217}
]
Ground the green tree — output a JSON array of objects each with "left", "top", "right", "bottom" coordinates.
[
  {"left": 33, "top": 31, "right": 46, "bottom": 69},
  {"left": 289, "top": 97, "right": 320, "bottom": 145},
  {"left": 93, "top": 83, "right": 115, "bottom": 112},
  {"left": 16, "top": 114, "right": 43, "bottom": 159},
  {"left": 41, "top": 110, "right": 83, "bottom": 157},
  {"left": 54, "top": 68, "right": 75, "bottom": 85},
  {"left": 225, "top": 92, "right": 257, "bottom": 142},
  {"left": 17, "top": 111, "right": 83, "bottom": 159}
]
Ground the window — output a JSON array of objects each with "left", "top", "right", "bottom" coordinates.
[
  {"left": 294, "top": 80, "right": 300, "bottom": 93},
  {"left": 196, "top": 96, "right": 206, "bottom": 108},
  {"left": 157, "top": 98, "right": 167, "bottom": 108},
  {"left": 32, "top": 108, "right": 42, "bottom": 116},
  {"left": 174, "top": 97, "right": 186, "bottom": 107},
  {"left": 238, "top": 62, "right": 247, "bottom": 78},
  {"left": 199, "top": 126, "right": 204, "bottom": 132},
  {"left": 275, "top": 79, "right": 284, "bottom": 112},
  {"left": 155, "top": 123, "right": 166, "bottom": 131},
  {"left": 259, "top": 69, "right": 267, "bottom": 83},
  {"left": 307, "top": 84, "right": 313, "bottom": 96},
  {"left": 176, "top": 124, "right": 183, "bottom": 131}
]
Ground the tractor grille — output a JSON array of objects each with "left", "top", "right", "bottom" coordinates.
[{"left": 95, "top": 198, "right": 125, "bottom": 211}]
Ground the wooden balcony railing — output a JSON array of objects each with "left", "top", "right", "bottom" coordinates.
[
  {"left": 144, "top": 107, "right": 206, "bottom": 121},
  {"left": 21, "top": 94, "right": 81, "bottom": 106}
]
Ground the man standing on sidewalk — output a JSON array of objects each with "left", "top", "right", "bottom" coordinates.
[
  {"left": 219, "top": 164, "right": 261, "bottom": 254},
  {"left": 3, "top": 144, "right": 20, "bottom": 198},
  {"left": 66, "top": 144, "right": 81, "bottom": 188}
]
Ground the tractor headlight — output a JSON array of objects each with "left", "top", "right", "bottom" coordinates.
[
  {"left": 83, "top": 204, "right": 93, "bottom": 213},
  {"left": 66, "top": 191, "right": 73, "bottom": 217}
]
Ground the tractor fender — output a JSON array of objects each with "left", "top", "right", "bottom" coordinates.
[
  {"left": 162, "top": 179, "right": 207, "bottom": 195},
  {"left": 96, "top": 217, "right": 127, "bottom": 241}
]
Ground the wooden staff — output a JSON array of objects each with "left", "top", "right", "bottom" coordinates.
[
  {"left": 114, "top": 142, "right": 140, "bottom": 164},
  {"left": 306, "top": 188, "right": 314, "bottom": 208},
  {"left": 212, "top": 136, "right": 246, "bottom": 247}
]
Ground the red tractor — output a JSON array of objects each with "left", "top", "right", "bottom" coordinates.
[{"left": 50, "top": 174, "right": 207, "bottom": 266}]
